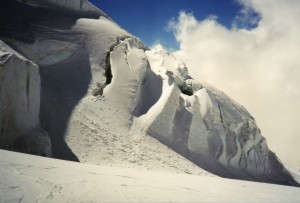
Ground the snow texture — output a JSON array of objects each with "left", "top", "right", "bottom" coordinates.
[
  {"left": 0, "top": 149, "right": 300, "bottom": 203},
  {"left": 145, "top": 46, "right": 298, "bottom": 186},
  {"left": 0, "top": 1, "right": 299, "bottom": 199}
]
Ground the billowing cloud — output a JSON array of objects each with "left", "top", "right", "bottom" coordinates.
[{"left": 169, "top": 0, "right": 300, "bottom": 166}]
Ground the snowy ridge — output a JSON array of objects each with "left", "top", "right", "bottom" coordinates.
[
  {"left": 140, "top": 46, "right": 298, "bottom": 185},
  {"left": 16, "top": 0, "right": 108, "bottom": 19}
]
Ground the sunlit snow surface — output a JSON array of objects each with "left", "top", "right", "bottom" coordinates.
[{"left": 1, "top": 150, "right": 300, "bottom": 202}]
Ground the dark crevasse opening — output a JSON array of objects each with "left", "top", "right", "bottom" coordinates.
[
  {"left": 93, "top": 37, "right": 133, "bottom": 97},
  {"left": 178, "top": 80, "right": 194, "bottom": 96},
  {"left": 166, "top": 71, "right": 194, "bottom": 96},
  {"left": 180, "top": 87, "right": 193, "bottom": 96},
  {"left": 92, "top": 51, "right": 113, "bottom": 96},
  {"left": 105, "top": 52, "right": 113, "bottom": 84}
]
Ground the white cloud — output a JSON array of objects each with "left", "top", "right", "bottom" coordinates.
[{"left": 169, "top": 0, "right": 300, "bottom": 166}]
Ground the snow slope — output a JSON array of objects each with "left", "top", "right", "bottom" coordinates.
[
  {"left": 1, "top": 149, "right": 300, "bottom": 203},
  {"left": 17, "top": 0, "right": 108, "bottom": 19},
  {"left": 143, "top": 45, "right": 298, "bottom": 185},
  {"left": 0, "top": 0, "right": 299, "bottom": 191}
]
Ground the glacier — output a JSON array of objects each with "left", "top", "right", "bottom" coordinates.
[{"left": 0, "top": 0, "right": 299, "bottom": 189}]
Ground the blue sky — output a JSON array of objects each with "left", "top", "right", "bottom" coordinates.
[{"left": 90, "top": 0, "right": 244, "bottom": 50}]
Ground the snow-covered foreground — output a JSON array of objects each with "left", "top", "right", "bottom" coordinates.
[{"left": 1, "top": 150, "right": 299, "bottom": 203}]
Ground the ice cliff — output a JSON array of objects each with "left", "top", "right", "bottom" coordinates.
[
  {"left": 0, "top": 41, "right": 51, "bottom": 156},
  {"left": 0, "top": 0, "right": 298, "bottom": 186}
]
